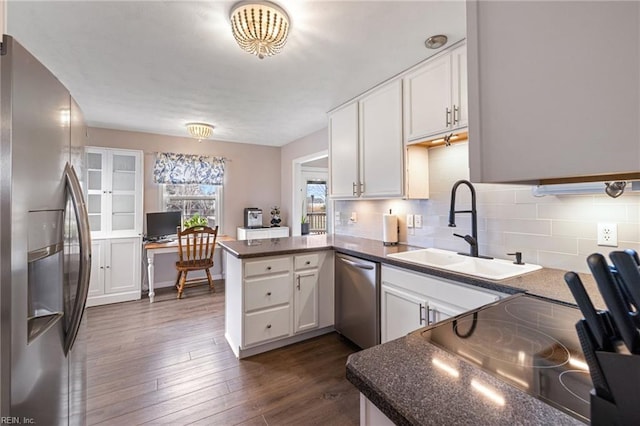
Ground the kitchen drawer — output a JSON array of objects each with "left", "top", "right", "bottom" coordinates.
[
  {"left": 294, "top": 253, "right": 319, "bottom": 270},
  {"left": 244, "top": 305, "right": 291, "bottom": 347},
  {"left": 244, "top": 273, "right": 291, "bottom": 312},
  {"left": 244, "top": 257, "right": 291, "bottom": 278}
]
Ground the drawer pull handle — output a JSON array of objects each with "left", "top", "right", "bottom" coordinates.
[
  {"left": 266, "top": 266, "right": 272, "bottom": 271},
  {"left": 266, "top": 324, "right": 272, "bottom": 329},
  {"left": 305, "top": 260, "right": 311, "bottom": 265},
  {"left": 267, "top": 292, "right": 272, "bottom": 296}
]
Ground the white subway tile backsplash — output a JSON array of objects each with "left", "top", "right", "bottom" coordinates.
[
  {"left": 627, "top": 204, "right": 640, "bottom": 223},
  {"left": 334, "top": 142, "right": 640, "bottom": 272},
  {"left": 478, "top": 203, "right": 538, "bottom": 220},
  {"left": 538, "top": 202, "right": 627, "bottom": 222},
  {"left": 504, "top": 233, "right": 578, "bottom": 254},
  {"left": 486, "top": 218, "right": 551, "bottom": 235},
  {"left": 538, "top": 251, "right": 590, "bottom": 274},
  {"left": 550, "top": 220, "right": 594, "bottom": 238}
]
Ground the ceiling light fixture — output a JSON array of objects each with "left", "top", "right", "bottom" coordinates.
[
  {"left": 229, "top": 1, "right": 290, "bottom": 59},
  {"left": 425, "top": 34, "right": 448, "bottom": 49},
  {"left": 186, "top": 122, "right": 214, "bottom": 141}
]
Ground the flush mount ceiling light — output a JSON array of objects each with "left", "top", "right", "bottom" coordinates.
[
  {"left": 425, "top": 34, "right": 448, "bottom": 49},
  {"left": 186, "top": 123, "right": 214, "bottom": 141},
  {"left": 229, "top": 1, "right": 290, "bottom": 59}
]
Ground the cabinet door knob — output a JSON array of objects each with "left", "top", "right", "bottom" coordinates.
[
  {"left": 266, "top": 324, "right": 272, "bottom": 329},
  {"left": 105, "top": 266, "right": 110, "bottom": 269},
  {"left": 305, "top": 260, "right": 311, "bottom": 265},
  {"left": 267, "top": 292, "right": 272, "bottom": 296},
  {"left": 266, "top": 266, "right": 272, "bottom": 271}
]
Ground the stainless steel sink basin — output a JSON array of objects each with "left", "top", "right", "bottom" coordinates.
[{"left": 387, "top": 248, "right": 542, "bottom": 280}]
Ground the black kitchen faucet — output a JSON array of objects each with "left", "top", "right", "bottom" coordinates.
[{"left": 448, "top": 179, "right": 491, "bottom": 259}]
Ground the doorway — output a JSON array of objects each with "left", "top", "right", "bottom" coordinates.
[
  {"left": 302, "top": 170, "right": 327, "bottom": 235},
  {"left": 292, "top": 151, "right": 329, "bottom": 236}
]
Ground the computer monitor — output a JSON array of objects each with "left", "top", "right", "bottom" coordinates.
[{"left": 145, "top": 211, "right": 182, "bottom": 241}]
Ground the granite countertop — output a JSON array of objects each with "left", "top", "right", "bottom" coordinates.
[
  {"left": 347, "top": 332, "right": 584, "bottom": 426},
  {"left": 218, "top": 234, "right": 602, "bottom": 308},
  {"left": 219, "top": 234, "right": 601, "bottom": 424}
]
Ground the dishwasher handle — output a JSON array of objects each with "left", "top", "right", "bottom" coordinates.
[{"left": 339, "top": 257, "right": 375, "bottom": 270}]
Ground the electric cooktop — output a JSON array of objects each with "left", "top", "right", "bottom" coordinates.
[{"left": 420, "top": 293, "right": 590, "bottom": 423}]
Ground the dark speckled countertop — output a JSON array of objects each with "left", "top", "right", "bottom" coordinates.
[
  {"left": 218, "top": 234, "right": 601, "bottom": 425},
  {"left": 218, "top": 234, "right": 603, "bottom": 308},
  {"left": 347, "top": 332, "right": 584, "bottom": 426}
]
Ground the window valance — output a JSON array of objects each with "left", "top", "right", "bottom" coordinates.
[{"left": 153, "top": 152, "right": 225, "bottom": 185}]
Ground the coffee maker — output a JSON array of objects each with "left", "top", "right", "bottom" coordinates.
[{"left": 244, "top": 208, "right": 263, "bottom": 228}]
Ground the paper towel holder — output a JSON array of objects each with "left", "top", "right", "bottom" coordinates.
[{"left": 383, "top": 209, "right": 399, "bottom": 246}]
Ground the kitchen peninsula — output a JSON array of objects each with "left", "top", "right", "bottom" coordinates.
[
  {"left": 218, "top": 234, "right": 601, "bottom": 424},
  {"left": 218, "top": 234, "right": 601, "bottom": 307}
]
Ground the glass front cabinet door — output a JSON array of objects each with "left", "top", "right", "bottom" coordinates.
[{"left": 85, "top": 147, "right": 143, "bottom": 238}]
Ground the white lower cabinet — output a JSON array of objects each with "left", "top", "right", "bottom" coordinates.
[
  {"left": 381, "top": 284, "right": 427, "bottom": 343},
  {"left": 360, "top": 394, "right": 394, "bottom": 426},
  {"left": 225, "top": 250, "right": 334, "bottom": 358},
  {"left": 294, "top": 254, "right": 320, "bottom": 333},
  {"left": 380, "top": 265, "right": 504, "bottom": 343},
  {"left": 87, "top": 237, "right": 141, "bottom": 307}
]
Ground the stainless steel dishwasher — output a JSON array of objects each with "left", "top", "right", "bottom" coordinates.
[{"left": 335, "top": 253, "right": 380, "bottom": 349}]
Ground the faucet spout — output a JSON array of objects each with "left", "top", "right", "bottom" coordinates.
[{"left": 449, "top": 179, "right": 480, "bottom": 257}]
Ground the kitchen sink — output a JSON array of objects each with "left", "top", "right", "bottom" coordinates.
[
  {"left": 387, "top": 248, "right": 542, "bottom": 280},
  {"left": 386, "top": 248, "right": 467, "bottom": 267}
]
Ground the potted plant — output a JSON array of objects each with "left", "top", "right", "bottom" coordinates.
[
  {"left": 182, "top": 213, "right": 208, "bottom": 229},
  {"left": 301, "top": 200, "right": 310, "bottom": 235}
]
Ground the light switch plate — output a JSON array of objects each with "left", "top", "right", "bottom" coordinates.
[
  {"left": 407, "top": 214, "right": 414, "bottom": 228},
  {"left": 414, "top": 214, "right": 422, "bottom": 228}
]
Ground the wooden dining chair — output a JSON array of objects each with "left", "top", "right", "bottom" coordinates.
[{"left": 174, "top": 225, "right": 219, "bottom": 299}]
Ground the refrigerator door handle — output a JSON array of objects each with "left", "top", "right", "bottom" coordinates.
[{"left": 63, "top": 162, "right": 92, "bottom": 355}]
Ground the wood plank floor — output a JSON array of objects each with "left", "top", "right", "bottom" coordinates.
[{"left": 85, "top": 281, "right": 361, "bottom": 425}]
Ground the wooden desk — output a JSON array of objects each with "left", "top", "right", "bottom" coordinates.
[{"left": 144, "top": 235, "right": 233, "bottom": 303}]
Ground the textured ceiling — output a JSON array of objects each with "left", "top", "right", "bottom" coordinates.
[{"left": 7, "top": 1, "right": 466, "bottom": 146}]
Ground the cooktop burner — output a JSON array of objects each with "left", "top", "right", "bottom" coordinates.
[{"left": 420, "top": 294, "right": 590, "bottom": 423}]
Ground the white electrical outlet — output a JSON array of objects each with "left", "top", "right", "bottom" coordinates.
[
  {"left": 407, "top": 214, "right": 414, "bottom": 228},
  {"left": 335, "top": 211, "right": 341, "bottom": 225},
  {"left": 597, "top": 223, "right": 618, "bottom": 247},
  {"left": 350, "top": 212, "right": 357, "bottom": 223},
  {"left": 414, "top": 214, "right": 422, "bottom": 228}
]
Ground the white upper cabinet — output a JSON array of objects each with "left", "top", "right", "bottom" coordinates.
[
  {"left": 85, "top": 147, "right": 143, "bottom": 238},
  {"left": 329, "top": 80, "right": 404, "bottom": 199},
  {"left": 404, "top": 44, "right": 467, "bottom": 143},
  {"left": 329, "top": 102, "right": 360, "bottom": 198},
  {"left": 359, "top": 80, "right": 404, "bottom": 198},
  {"left": 467, "top": 1, "right": 640, "bottom": 183}
]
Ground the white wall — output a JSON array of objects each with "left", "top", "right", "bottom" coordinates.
[
  {"left": 334, "top": 142, "right": 640, "bottom": 274},
  {"left": 87, "top": 127, "right": 282, "bottom": 289},
  {"left": 88, "top": 127, "right": 282, "bottom": 234},
  {"left": 279, "top": 127, "right": 328, "bottom": 225}
]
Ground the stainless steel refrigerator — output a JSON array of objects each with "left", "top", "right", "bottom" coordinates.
[{"left": 0, "top": 34, "right": 91, "bottom": 425}]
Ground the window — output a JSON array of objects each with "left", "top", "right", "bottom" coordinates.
[
  {"left": 153, "top": 152, "right": 225, "bottom": 230},
  {"left": 161, "top": 184, "right": 222, "bottom": 229}
]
